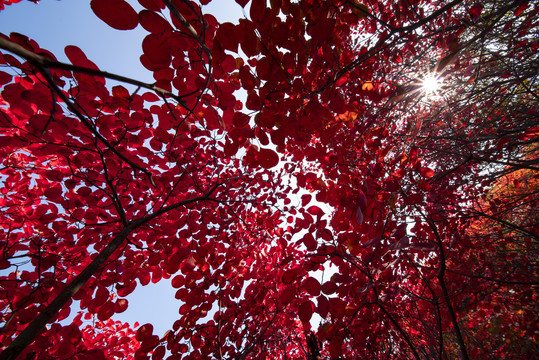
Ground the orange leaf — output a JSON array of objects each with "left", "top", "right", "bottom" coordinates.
[{"left": 362, "top": 81, "right": 374, "bottom": 91}]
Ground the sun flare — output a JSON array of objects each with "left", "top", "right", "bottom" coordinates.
[{"left": 422, "top": 75, "right": 441, "bottom": 93}]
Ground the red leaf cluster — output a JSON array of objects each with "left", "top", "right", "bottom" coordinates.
[{"left": 0, "top": 0, "right": 537, "bottom": 359}]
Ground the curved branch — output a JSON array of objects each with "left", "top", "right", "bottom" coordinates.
[
  {"left": 0, "top": 36, "right": 188, "bottom": 107},
  {"left": 0, "top": 183, "right": 222, "bottom": 360}
]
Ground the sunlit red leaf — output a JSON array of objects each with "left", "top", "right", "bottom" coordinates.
[
  {"left": 64, "top": 45, "right": 99, "bottom": 70},
  {"left": 420, "top": 167, "right": 434, "bottom": 178},
  {"left": 112, "top": 85, "right": 130, "bottom": 99},
  {"left": 362, "top": 81, "right": 374, "bottom": 91}
]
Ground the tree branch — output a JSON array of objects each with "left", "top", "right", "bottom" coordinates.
[
  {"left": 0, "top": 36, "right": 188, "bottom": 107},
  {"left": 162, "top": 0, "right": 212, "bottom": 63},
  {"left": 0, "top": 183, "right": 222, "bottom": 360}
]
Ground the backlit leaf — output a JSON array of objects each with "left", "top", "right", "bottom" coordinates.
[
  {"left": 91, "top": 0, "right": 138, "bottom": 30},
  {"left": 258, "top": 148, "right": 279, "bottom": 169}
]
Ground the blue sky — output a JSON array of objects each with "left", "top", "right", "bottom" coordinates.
[
  {"left": 0, "top": 0, "right": 246, "bottom": 82},
  {"left": 0, "top": 0, "right": 245, "bottom": 337}
]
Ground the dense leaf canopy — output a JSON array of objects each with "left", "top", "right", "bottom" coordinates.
[{"left": 0, "top": 0, "right": 537, "bottom": 359}]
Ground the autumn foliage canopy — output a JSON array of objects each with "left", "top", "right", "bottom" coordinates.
[{"left": 0, "top": 0, "right": 537, "bottom": 359}]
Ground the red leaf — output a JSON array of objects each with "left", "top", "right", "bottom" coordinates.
[
  {"left": 152, "top": 346, "right": 166, "bottom": 360},
  {"left": 258, "top": 148, "right": 279, "bottom": 169},
  {"left": 410, "top": 242, "right": 436, "bottom": 251},
  {"left": 302, "top": 233, "right": 318, "bottom": 251},
  {"left": 282, "top": 269, "right": 297, "bottom": 284},
  {"left": 61, "top": 324, "right": 82, "bottom": 345},
  {"left": 112, "top": 85, "right": 130, "bottom": 99},
  {"left": 171, "top": 274, "right": 185, "bottom": 288},
  {"left": 96, "top": 301, "right": 115, "bottom": 321},
  {"left": 138, "top": 0, "right": 165, "bottom": 11},
  {"left": 142, "top": 34, "right": 171, "bottom": 67},
  {"left": 279, "top": 285, "right": 296, "bottom": 305},
  {"left": 329, "top": 336, "right": 343, "bottom": 358},
  {"left": 0, "top": 259, "right": 10, "bottom": 270},
  {"left": 64, "top": 45, "right": 99, "bottom": 70},
  {"left": 114, "top": 298, "right": 129, "bottom": 313},
  {"left": 235, "top": 0, "right": 249, "bottom": 6},
  {"left": 469, "top": 3, "right": 483, "bottom": 20},
  {"left": 317, "top": 295, "right": 329, "bottom": 318},
  {"left": 246, "top": 92, "right": 262, "bottom": 110},
  {"left": 390, "top": 236, "right": 410, "bottom": 250},
  {"left": 301, "top": 194, "right": 312, "bottom": 207},
  {"left": 405, "top": 192, "right": 423, "bottom": 205},
  {"left": 307, "top": 205, "right": 323, "bottom": 216},
  {"left": 204, "top": 106, "right": 222, "bottom": 130},
  {"left": 91, "top": 0, "right": 139, "bottom": 30},
  {"left": 44, "top": 185, "right": 63, "bottom": 200},
  {"left": 215, "top": 23, "right": 240, "bottom": 53},
  {"left": 329, "top": 297, "right": 345, "bottom": 319},
  {"left": 321, "top": 281, "right": 337, "bottom": 295},
  {"left": 358, "top": 191, "right": 367, "bottom": 211},
  {"left": 138, "top": 10, "right": 173, "bottom": 34},
  {"left": 0, "top": 71, "right": 12, "bottom": 86},
  {"left": 92, "top": 286, "right": 110, "bottom": 308},
  {"left": 165, "top": 252, "right": 182, "bottom": 275},
  {"left": 420, "top": 167, "right": 434, "bottom": 178},
  {"left": 116, "top": 281, "right": 136, "bottom": 297},
  {"left": 303, "top": 277, "right": 321, "bottom": 296},
  {"left": 21, "top": 89, "right": 51, "bottom": 112},
  {"left": 514, "top": 2, "right": 528, "bottom": 16},
  {"left": 142, "top": 92, "right": 160, "bottom": 102},
  {"left": 18, "top": 307, "right": 38, "bottom": 325},
  {"left": 140, "top": 335, "right": 159, "bottom": 353},
  {"left": 191, "top": 333, "right": 202, "bottom": 349},
  {"left": 136, "top": 323, "right": 154, "bottom": 341},
  {"left": 298, "top": 300, "right": 314, "bottom": 323}
]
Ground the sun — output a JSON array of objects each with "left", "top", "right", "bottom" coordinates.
[{"left": 421, "top": 74, "right": 441, "bottom": 94}]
